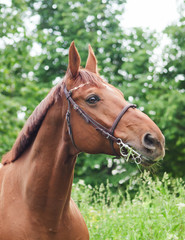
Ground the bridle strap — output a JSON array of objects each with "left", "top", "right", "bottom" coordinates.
[
  {"left": 65, "top": 93, "right": 78, "bottom": 149},
  {"left": 64, "top": 85, "right": 136, "bottom": 155},
  {"left": 109, "top": 104, "right": 137, "bottom": 155},
  {"left": 64, "top": 86, "right": 118, "bottom": 141}
]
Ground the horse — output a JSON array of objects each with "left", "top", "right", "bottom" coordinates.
[{"left": 0, "top": 42, "right": 165, "bottom": 240}]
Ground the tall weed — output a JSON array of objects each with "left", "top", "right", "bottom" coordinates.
[{"left": 72, "top": 172, "right": 185, "bottom": 240}]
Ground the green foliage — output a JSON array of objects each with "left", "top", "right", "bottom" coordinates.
[
  {"left": 27, "top": 0, "right": 126, "bottom": 83},
  {"left": 0, "top": 0, "right": 185, "bottom": 187},
  {"left": 156, "top": 18, "right": 185, "bottom": 175},
  {"left": 74, "top": 153, "right": 139, "bottom": 187},
  {"left": 0, "top": 1, "right": 50, "bottom": 157},
  {"left": 72, "top": 172, "right": 185, "bottom": 239}
]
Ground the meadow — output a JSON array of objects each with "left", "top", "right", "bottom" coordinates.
[{"left": 72, "top": 172, "right": 185, "bottom": 240}]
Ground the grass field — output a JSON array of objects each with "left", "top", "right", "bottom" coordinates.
[{"left": 72, "top": 172, "right": 185, "bottom": 240}]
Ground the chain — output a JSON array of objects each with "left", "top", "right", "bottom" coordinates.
[{"left": 116, "top": 138, "right": 142, "bottom": 165}]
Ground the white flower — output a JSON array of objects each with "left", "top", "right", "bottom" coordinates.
[
  {"left": 176, "top": 203, "right": 185, "bottom": 210},
  {"left": 78, "top": 179, "right": 85, "bottom": 185},
  {"left": 167, "top": 233, "right": 178, "bottom": 240}
]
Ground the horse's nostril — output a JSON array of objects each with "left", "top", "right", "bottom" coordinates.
[{"left": 142, "top": 133, "right": 156, "bottom": 150}]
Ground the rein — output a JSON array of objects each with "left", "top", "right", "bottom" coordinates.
[{"left": 63, "top": 85, "right": 142, "bottom": 160}]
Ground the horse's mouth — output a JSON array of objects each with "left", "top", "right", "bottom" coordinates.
[
  {"left": 128, "top": 154, "right": 156, "bottom": 167},
  {"left": 140, "top": 157, "right": 156, "bottom": 167},
  {"left": 117, "top": 138, "right": 161, "bottom": 167},
  {"left": 139, "top": 150, "right": 164, "bottom": 167}
]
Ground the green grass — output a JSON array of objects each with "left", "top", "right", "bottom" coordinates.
[{"left": 72, "top": 172, "right": 185, "bottom": 240}]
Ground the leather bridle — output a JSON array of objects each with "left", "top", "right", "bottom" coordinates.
[{"left": 64, "top": 85, "right": 137, "bottom": 155}]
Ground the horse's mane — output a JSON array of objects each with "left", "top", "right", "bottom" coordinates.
[
  {"left": 2, "top": 82, "right": 63, "bottom": 165},
  {"left": 2, "top": 69, "right": 104, "bottom": 165}
]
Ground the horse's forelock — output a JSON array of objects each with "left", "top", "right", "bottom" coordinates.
[
  {"left": 66, "top": 68, "right": 105, "bottom": 88},
  {"left": 78, "top": 69, "right": 105, "bottom": 87}
]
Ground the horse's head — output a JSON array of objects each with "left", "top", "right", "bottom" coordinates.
[{"left": 64, "top": 42, "right": 165, "bottom": 167}]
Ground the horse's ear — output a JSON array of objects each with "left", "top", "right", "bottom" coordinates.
[
  {"left": 68, "top": 41, "right": 81, "bottom": 78},
  {"left": 85, "top": 44, "right": 98, "bottom": 73}
]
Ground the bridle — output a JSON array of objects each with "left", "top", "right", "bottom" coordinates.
[{"left": 63, "top": 84, "right": 137, "bottom": 156}]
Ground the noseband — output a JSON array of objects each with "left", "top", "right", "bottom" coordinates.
[{"left": 64, "top": 85, "right": 137, "bottom": 155}]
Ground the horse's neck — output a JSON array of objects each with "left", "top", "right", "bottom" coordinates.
[{"left": 22, "top": 97, "right": 77, "bottom": 229}]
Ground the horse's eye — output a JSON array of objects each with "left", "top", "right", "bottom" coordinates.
[{"left": 86, "top": 95, "right": 100, "bottom": 104}]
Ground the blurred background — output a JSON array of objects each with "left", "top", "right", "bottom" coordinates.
[{"left": 0, "top": 0, "right": 184, "bottom": 189}]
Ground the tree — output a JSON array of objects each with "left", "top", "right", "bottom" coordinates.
[
  {"left": 153, "top": 15, "right": 185, "bottom": 176},
  {"left": 26, "top": 0, "right": 126, "bottom": 83},
  {"left": 0, "top": 1, "right": 49, "bottom": 156},
  {"left": 1, "top": 0, "right": 184, "bottom": 188}
]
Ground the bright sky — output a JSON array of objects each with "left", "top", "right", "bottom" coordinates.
[
  {"left": 122, "top": 0, "right": 180, "bottom": 31},
  {"left": 0, "top": 0, "right": 180, "bottom": 32}
]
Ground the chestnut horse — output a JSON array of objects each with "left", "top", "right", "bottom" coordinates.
[{"left": 0, "top": 42, "right": 165, "bottom": 240}]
